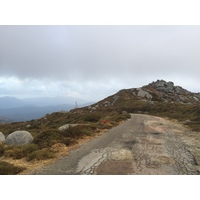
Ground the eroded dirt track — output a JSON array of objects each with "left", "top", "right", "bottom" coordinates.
[{"left": 30, "top": 114, "right": 200, "bottom": 175}]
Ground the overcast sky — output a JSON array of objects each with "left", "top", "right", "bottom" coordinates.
[{"left": 0, "top": 25, "right": 200, "bottom": 101}]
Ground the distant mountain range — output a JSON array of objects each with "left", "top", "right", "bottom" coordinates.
[
  {"left": 2, "top": 80, "right": 199, "bottom": 123},
  {"left": 0, "top": 96, "right": 92, "bottom": 122}
]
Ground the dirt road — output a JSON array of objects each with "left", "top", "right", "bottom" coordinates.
[{"left": 30, "top": 114, "right": 200, "bottom": 175}]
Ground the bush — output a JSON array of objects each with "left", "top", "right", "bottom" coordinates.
[
  {"left": 62, "top": 125, "right": 91, "bottom": 139},
  {"left": 0, "top": 161, "right": 25, "bottom": 175},
  {"left": 4, "top": 144, "right": 39, "bottom": 159},
  {"left": 62, "top": 137, "right": 77, "bottom": 146},
  {"left": 83, "top": 113, "right": 102, "bottom": 122},
  {"left": 27, "top": 148, "right": 55, "bottom": 161},
  {"left": 33, "top": 129, "right": 63, "bottom": 148},
  {"left": 0, "top": 143, "right": 5, "bottom": 157}
]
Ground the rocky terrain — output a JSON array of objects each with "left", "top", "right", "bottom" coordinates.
[
  {"left": 0, "top": 80, "right": 200, "bottom": 175},
  {"left": 71, "top": 80, "right": 200, "bottom": 132},
  {"left": 73, "top": 80, "right": 200, "bottom": 113}
]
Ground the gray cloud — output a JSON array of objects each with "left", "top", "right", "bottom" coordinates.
[{"left": 0, "top": 26, "right": 200, "bottom": 101}]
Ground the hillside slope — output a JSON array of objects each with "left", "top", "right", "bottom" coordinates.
[
  {"left": 71, "top": 80, "right": 200, "bottom": 131},
  {"left": 1, "top": 79, "right": 200, "bottom": 174}
]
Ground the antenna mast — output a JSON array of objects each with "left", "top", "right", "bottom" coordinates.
[{"left": 75, "top": 101, "right": 78, "bottom": 109}]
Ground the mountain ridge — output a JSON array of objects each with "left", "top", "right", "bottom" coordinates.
[
  {"left": 0, "top": 96, "right": 92, "bottom": 122},
  {"left": 71, "top": 79, "right": 200, "bottom": 114}
]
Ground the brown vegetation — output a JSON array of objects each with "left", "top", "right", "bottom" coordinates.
[{"left": 0, "top": 111, "right": 131, "bottom": 174}]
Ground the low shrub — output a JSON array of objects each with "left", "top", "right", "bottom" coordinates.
[
  {"left": 27, "top": 148, "right": 55, "bottom": 161},
  {"left": 83, "top": 113, "right": 102, "bottom": 122},
  {"left": 62, "top": 125, "right": 91, "bottom": 139},
  {"left": 0, "top": 161, "right": 25, "bottom": 175},
  {"left": 62, "top": 137, "right": 77, "bottom": 146},
  {"left": 33, "top": 129, "right": 63, "bottom": 148},
  {"left": 0, "top": 143, "right": 5, "bottom": 157},
  {"left": 4, "top": 144, "right": 39, "bottom": 159}
]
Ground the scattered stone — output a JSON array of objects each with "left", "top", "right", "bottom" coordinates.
[
  {"left": 5, "top": 130, "right": 33, "bottom": 145},
  {"left": 122, "top": 111, "right": 128, "bottom": 115},
  {"left": 0, "top": 132, "right": 5, "bottom": 142},
  {"left": 103, "top": 101, "right": 111, "bottom": 107},
  {"left": 112, "top": 95, "right": 119, "bottom": 105},
  {"left": 58, "top": 124, "right": 78, "bottom": 131},
  {"left": 193, "top": 96, "right": 199, "bottom": 102},
  {"left": 183, "top": 120, "right": 191, "bottom": 124},
  {"left": 26, "top": 124, "right": 31, "bottom": 128},
  {"left": 137, "top": 89, "right": 152, "bottom": 100}
]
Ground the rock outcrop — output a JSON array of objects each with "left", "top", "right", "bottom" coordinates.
[
  {"left": 5, "top": 130, "right": 33, "bottom": 145},
  {"left": 137, "top": 88, "right": 152, "bottom": 100},
  {"left": 0, "top": 132, "right": 5, "bottom": 142},
  {"left": 58, "top": 124, "right": 78, "bottom": 131},
  {"left": 70, "top": 79, "right": 200, "bottom": 114},
  {"left": 146, "top": 80, "right": 199, "bottom": 103}
]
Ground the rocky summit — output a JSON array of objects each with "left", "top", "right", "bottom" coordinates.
[
  {"left": 146, "top": 80, "right": 200, "bottom": 104},
  {"left": 72, "top": 80, "right": 200, "bottom": 114}
]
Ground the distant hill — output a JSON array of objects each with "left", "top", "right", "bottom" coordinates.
[
  {"left": 0, "top": 96, "right": 92, "bottom": 122},
  {"left": 0, "top": 96, "right": 28, "bottom": 109},
  {"left": 0, "top": 104, "right": 73, "bottom": 122},
  {"left": 0, "top": 116, "right": 13, "bottom": 124},
  {"left": 22, "top": 96, "right": 89, "bottom": 107}
]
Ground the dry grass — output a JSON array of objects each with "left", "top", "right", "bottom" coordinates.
[
  {"left": 0, "top": 111, "right": 131, "bottom": 174},
  {"left": 0, "top": 161, "right": 25, "bottom": 175}
]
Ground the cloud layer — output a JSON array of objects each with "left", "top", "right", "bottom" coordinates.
[{"left": 0, "top": 26, "right": 200, "bottom": 101}]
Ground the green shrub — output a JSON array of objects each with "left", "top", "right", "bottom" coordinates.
[
  {"left": 0, "top": 143, "right": 5, "bottom": 157},
  {"left": 0, "top": 161, "right": 25, "bottom": 175},
  {"left": 83, "top": 113, "right": 102, "bottom": 122},
  {"left": 62, "top": 125, "right": 90, "bottom": 139},
  {"left": 62, "top": 137, "right": 77, "bottom": 146},
  {"left": 33, "top": 129, "right": 63, "bottom": 148},
  {"left": 27, "top": 148, "right": 55, "bottom": 161},
  {"left": 4, "top": 144, "right": 39, "bottom": 159}
]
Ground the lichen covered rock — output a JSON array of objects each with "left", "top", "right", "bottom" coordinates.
[
  {"left": 0, "top": 132, "right": 5, "bottom": 142},
  {"left": 58, "top": 124, "right": 78, "bottom": 131},
  {"left": 5, "top": 130, "right": 33, "bottom": 145}
]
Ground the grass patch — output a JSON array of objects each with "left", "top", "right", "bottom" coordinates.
[
  {"left": 0, "top": 161, "right": 25, "bottom": 175},
  {"left": 4, "top": 144, "right": 39, "bottom": 159},
  {"left": 33, "top": 129, "right": 76, "bottom": 148},
  {"left": 27, "top": 149, "right": 56, "bottom": 161},
  {"left": 0, "top": 143, "right": 5, "bottom": 156},
  {"left": 83, "top": 113, "right": 102, "bottom": 122},
  {"left": 62, "top": 125, "right": 92, "bottom": 139}
]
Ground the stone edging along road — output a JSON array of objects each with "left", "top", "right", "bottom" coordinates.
[{"left": 30, "top": 114, "right": 200, "bottom": 175}]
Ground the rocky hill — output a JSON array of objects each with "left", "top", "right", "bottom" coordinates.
[
  {"left": 70, "top": 80, "right": 200, "bottom": 132},
  {"left": 1, "top": 79, "right": 200, "bottom": 174},
  {"left": 72, "top": 80, "right": 200, "bottom": 113},
  {"left": 144, "top": 80, "right": 200, "bottom": 104}
]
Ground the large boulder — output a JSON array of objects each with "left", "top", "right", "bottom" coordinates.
[
  {"left": 137, "top": 89, "right": 152, "bottom": 100},
  {"left": 0, "top": 132, "right": 5, "bottom": 142},
  {"left": 5, "top": 130, "right": 33, "bottom": 145}
]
